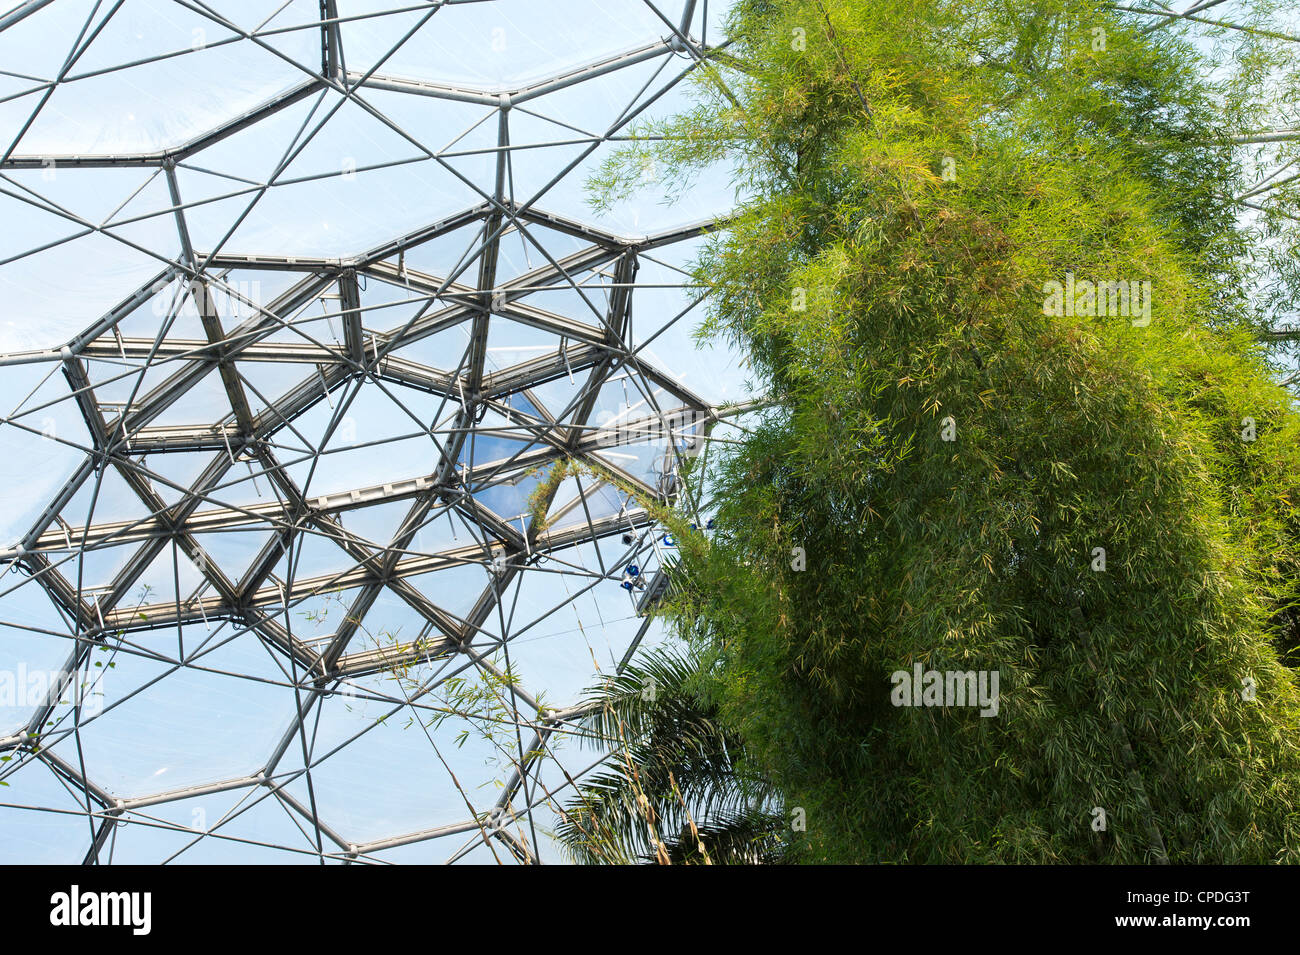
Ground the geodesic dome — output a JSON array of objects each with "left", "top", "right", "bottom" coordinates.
[{"left": 0, "top": 0, "right": 752, "bottom": 863}]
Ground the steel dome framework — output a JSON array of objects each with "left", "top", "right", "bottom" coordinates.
[
  {"left": 0, "top": 0, "right": 1296, "bottom": 864},
  {"left": 0, "top": 0, "right": 751, "bottom": 864}
]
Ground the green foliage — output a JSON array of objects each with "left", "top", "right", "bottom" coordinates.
[
  {"left": 594, "top": 0, "right": 1300, "bottom": 863},
  {"left": 524, "top": 461, "right": 570, "bottom": 534},
  {"left": 556, "top": 646, "right": 785, "bottom": 864}
]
